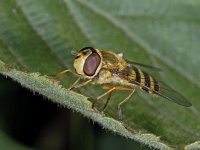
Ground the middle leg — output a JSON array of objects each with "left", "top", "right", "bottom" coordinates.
[
  {"left": 92, "top": 87, "right": 115, "bottom": 112},
  {"left": 93, "top": 84, "right": 134, "bottom": 115}
]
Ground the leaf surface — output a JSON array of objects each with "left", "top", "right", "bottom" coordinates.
[{"left": 0, "top": 0, "right": 200, "bottom": 149}]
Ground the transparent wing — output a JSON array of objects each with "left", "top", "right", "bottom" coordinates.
[
  {"left": 126, "top": 59, "right": 162, "bottom": 71},
  {"left": 130, "top": 77, "right": 192, "bottom": 107},
  {"left": 154, "top": 81, "right": 192, "bottom": 107}
]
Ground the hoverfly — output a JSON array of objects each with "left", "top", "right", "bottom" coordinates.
[{"left": 53, "top": 47, "right": 192, "bottom": 120}]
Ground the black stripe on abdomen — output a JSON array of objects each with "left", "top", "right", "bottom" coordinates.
[
  {"left": 142, "top": 71, "right": 150, "bottom": 92},
  {"left": 154, "top": 80, "right": 159, "bottom": 92},
  {"left": 133, "top": 67, "right": 140, "bottom": 85}
]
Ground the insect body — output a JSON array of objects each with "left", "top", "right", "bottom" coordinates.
[{"left": 53, "top": 47, "right": 192, "bottom": 120}]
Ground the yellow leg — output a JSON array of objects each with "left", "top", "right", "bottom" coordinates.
[
  {"left": 68, "top": 77, "right": 81, "bottom": 90},
  {"left": 92, "top": 84, "right": 135, "bottom": 116},
  {"left": 92, "top": 84, "right": 135, "bottom": 115},
  {"left": 118, "top": 89, "right": 135, "bottom": 120},
  {"left": 92, "top": 87, "right": 115, "bottom": 111},
  {"left": 69, "top": 79, "right": 92, "bottom": 90},
  {"left": 102, "top": 91, "right": 113, "bottom": 113},
  {"left": 96, "top": 87, "right": 115, "bottom": 100},
  {"left": 50, "top": 69, "right": 72, "bottom": 78},
  {"left": 101, "top": 84, "right": 133, "bottom": 91}
]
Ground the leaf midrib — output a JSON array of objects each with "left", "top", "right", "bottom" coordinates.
[{"left": 15, "top": 0, "right": 70, "bottom": 68}]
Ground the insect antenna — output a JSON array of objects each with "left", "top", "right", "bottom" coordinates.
[{"left": 71, "top": 50, "right": 78, "bottom": 56}]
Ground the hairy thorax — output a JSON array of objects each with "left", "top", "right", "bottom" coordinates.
[{"left": 92, "top": 50, "right": 135, "bottom": 88}]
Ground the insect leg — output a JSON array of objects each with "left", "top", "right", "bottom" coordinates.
[
  {"left": 102, "top": 91, "right": 113, "bottom": 113},
  {"left": 50, "top": 69, "right": 72, "bottom": 78},
  {"left": 97, "top": 84, "right": 134, "bottom": 114},
  {"left": 69, "top": 79, "right": 92, "bottom": 90},
  {"left": 68, "top": 77, "right": 81, "bottom": 90},
  {"left": 101, "top": 84, "right": 133, "bottom": 91},
  {"left": 118, "top": 89, "right": 135, "bottom": 120},
  {"left": 92, "top": 87, "right": 115, "bottom": 112},
  {"left": 96, "top": 87, "right": 115, "bottom": 100}
]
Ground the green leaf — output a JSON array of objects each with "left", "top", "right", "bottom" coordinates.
[{"left": 0, "top": 0, "right": 200, "bottom": 149}]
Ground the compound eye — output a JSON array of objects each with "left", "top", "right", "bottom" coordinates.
[{"left": 83, "top": 53, "right": 101, "bottom": 76}]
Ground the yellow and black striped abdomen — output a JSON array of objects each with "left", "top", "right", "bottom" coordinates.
[
  {"left": 129, "top": 67, "right": 160, "bottom": 94},
  {"left": 127, "top": 66, "right": 192, "bottom": 107}
]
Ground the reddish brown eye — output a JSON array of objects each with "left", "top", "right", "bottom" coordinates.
[{"left": 83, "top": 53, "right": 101, "bottom": 76}]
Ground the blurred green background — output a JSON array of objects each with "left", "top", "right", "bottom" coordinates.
[{"left": 0, "top": 0, "right": 200, "bottom": 149}]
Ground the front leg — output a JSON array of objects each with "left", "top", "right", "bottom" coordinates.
[
  {"left": 50, "top": 69, "right": 73, "bottom": 78},
  {"left": 68, "top": 78, "right": 92, "bottom": 90}
]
